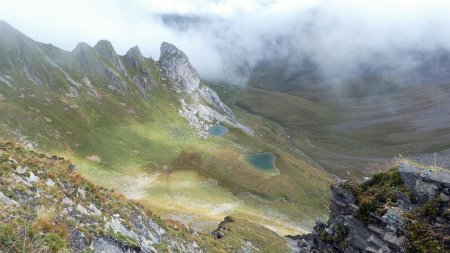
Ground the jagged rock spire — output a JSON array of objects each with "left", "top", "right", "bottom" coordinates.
[
  {"left": 159, "top": 42, "right": 200, "bottom": 92},
  {"left": 94, "top": 40, "right": 117, "bottom": 55}
]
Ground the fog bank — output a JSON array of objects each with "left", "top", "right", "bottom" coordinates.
[{"left": 1, "top": 0, "right": 450, "bottom": 84}]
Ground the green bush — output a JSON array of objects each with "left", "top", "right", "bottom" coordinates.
[
  {"left": 42, "top": 232, "right": 67, "bottom": 252},
  {"left": 0, "top": 153, "right": 8, "bottom": 163},
  {"left": 404, "top": 221, "right": 443, "bottom": 253},
  {"left": 389, "top": 170, "right": 402, "bottom": 186},
  {"left": 105, "top": 230, "right": 139, "bottom": 248},
  {"left": 335, "top": 222, "right": 349, "bottom": 249},
  {"left": 0, "top": 223, "right": 17, "bottom": 249},
  {"left": 343, "top": 168, "right": 407, "bottom": 225},
  {"left": 357, "top": 201, "right": 377, "bottom": 224},
  {"left": 0, "top": 162, "right": 13, "bottom": 175},
  {"left": 0, "top": 220, "right": 68, "bottom": 253},
  {"left": 415, "top": 199, "right": 441, "bottom": 218},
  {"left": 371, "top": 172, "right": 389, "bottom": 185}
]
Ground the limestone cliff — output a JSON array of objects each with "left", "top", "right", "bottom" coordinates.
[
  {"left": 159, "top": 42, "right": 200, "bottom": 93},
  {"left": 159, "top": 42, "right": 253, "bottom": 137}
]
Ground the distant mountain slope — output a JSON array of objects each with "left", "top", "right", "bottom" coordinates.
[{"left": 236, "top": 43, "right": 450, "bottom": 177}]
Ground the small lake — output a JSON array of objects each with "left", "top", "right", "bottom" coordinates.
[
  {"left": 241, "top": 152, "right": 277, "bottom": 173},
  {"left": 208, "top": 124, "right": 228, "bottom": 137}
]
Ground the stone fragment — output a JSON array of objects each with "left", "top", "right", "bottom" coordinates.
[{"left": 0, "top": 191, "right": 20, "bottom": 206}]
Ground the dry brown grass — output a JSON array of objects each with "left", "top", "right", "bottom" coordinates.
[
  {"left": 32, "top": 206, "right": 69, "bottom": 239},
  {"left": 33, "top": 206, "right": 57, "bottom": 232}
]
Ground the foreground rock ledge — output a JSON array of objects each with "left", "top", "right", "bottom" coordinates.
[{"left": 288, "top": 163, "right": 450, "bottom": 253}]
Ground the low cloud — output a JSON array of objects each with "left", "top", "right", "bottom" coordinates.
[{"left": 1, "top": 0, "right": 450, "bottom": 85}]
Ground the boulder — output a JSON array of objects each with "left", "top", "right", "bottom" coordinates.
[
  {"left": 0, "top": 191, "right": 20, "bottom": 206},
  {"left": 399, "top": 163, "right": 447, "bottom": 203},
  {"left": 211, "top": 216, "right": 235, "bottom": 240},
  {"left": 211, "top": 229, "right": 225, "bottom": 240},
  {"left": 92, "top": 237, "right": 127, "bottom": 253}
]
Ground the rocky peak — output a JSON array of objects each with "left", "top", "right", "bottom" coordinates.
[
  {"left": 159, "top": 42, "right": 200, "bottom": 92},
  {"left": 73, "top": 42, "right": 92, "bottom": 53},
  {"left": 156, "top": 42, "right": 252, "bottom": 137},
  {"left": 0, "top": 20, "right": 17, "bottom": 37},
  {"left": 72, "top": 42, "right": 96, "bottom": 62},
  {"left": 0, "top": 20, "right": 34, "bottom": 50},
  {"left": 126, "top": 46, "right": 145, "bottom": 70},
  {"left": 126, "top": 45, "right": 143, "bottom": 58},
  {"left": 94, "top": 40, "right": 129, "bottom": 81},
  {"left": 94, "top": 40, "right": 117, "bottom": 56}
]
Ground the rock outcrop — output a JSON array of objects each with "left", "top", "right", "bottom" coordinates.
[
  {"left": 126, "top": 46, "right": 157, "bottom": 97},
  {"left": 210, "top": 216, "right": 235, "bottom": 240},
  {"left": 159, "top": 42, "right": 253, "bottom": 137},
  {"left": 288, "top": 163, "right": 450, "bottom": 253},
  {"left": 159, "top": 42, "right": 200, "bottom": 93}
]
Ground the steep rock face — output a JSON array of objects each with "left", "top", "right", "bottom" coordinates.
[
  {"left": 159, "top": 42, "right": 200, "bottom": 92},
  {"left": 126, "top": 46, "right": 145, "bottom": 70},
  {"left": 197, "top": 85, "right": 234, "bottom": 118},
  {"left": 94, "top": 40, "right": 128, "bottom": 77},
  {"left": 94, "top": 40, "right": 131, "bottom": 92},
  {"left": 288, "top": 163, "right": 450, "bottom": 253},
  {"left": 125, "top": 46, "right": 157, "bottom": 97},
  {"left": 158, "top": 42, "right": 252, "bottom": 137},
  {"left": 399, "top": 163, "right": 450, "bottom": 204}
]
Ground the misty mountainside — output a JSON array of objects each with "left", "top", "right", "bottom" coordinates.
[
  {"left": 156, "top": 12, "right": 450, "bottom": 178},
  {"left": 232, "top": 41, "right": 450, "bottom": 178},
  {"left": 0, "top": 19, "right": 333, "bottom": 239},
  {"left": 2, "top": 2, "right": 450, "bottom": 252}
]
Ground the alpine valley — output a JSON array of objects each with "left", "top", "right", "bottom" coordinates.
[{"left": 0, "top": 17, "right": 449, "bottom": 253}]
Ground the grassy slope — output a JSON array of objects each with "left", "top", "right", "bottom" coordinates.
[
  {"left": 0, "top": 23, "right": 332, "bottom": 236},
  {"left": 0, "top": 141, "right": 291, "bottom": 253},
  {"left": 234, "top": 82, "right": 450, "bottom": 178}
]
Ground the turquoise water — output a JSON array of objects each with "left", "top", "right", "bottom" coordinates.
[
  {"left": 208, "top": 124, "right": 228, "bottom": 137},
  {"left": 242, "top": 152, "right": 276, "bottom": 172}
]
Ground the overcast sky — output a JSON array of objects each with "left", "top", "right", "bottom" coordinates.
[{"left": 1, "top": 0, "right": 450, "bottom": 84}]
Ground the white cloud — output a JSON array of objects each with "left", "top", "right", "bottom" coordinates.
[{"left": 1, "top": 0, "right": 450, "bottom": 84}]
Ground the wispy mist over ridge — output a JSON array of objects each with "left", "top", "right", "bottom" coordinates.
[{"left": 1, "top": 0, "right": 450, "bottom": 85}]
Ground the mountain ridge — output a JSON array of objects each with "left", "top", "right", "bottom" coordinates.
[
  {"left": 0, "top": 19, "right": 248, "bottom": 137},
  {"left": 0, "top": 20, "right": 332, "bottom": 238}
]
